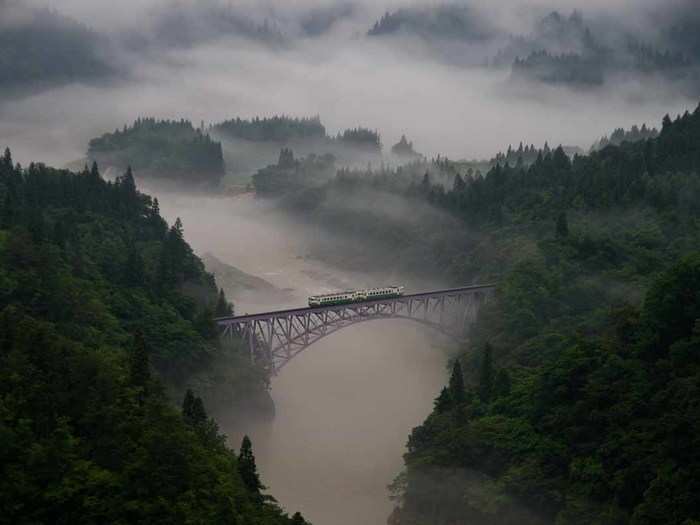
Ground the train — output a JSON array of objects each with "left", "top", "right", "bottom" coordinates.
[{"left": 308, "top": 286, "right": 405, "bottom": 307}]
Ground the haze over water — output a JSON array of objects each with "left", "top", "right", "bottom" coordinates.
[{"left": 157, "top": 192, "right": 449, "bottom": 525}]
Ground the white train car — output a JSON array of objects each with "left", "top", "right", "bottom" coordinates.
[{"left": 308, "top": 286, "right": 404, "bottom": 307}]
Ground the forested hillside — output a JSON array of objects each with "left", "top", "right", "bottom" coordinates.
[
  {"left": 0, "top": 3, "right": 116, "bottom": 95},
  {"left": 389, "top": 107, "right": 700, "bottom": 524},
  {"left": 275, "top": 104, "right": 700, "bottom": 524},
  {"left": 0, "top": 153, "right": 305, "bottom": 523},
  {"left": 212, "top": 116, "right": 327, "bottom": 143},
  {"left": 88, "top": 118, "right": 225, "bottom": 189}
]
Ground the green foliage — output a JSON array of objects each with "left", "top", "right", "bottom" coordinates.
[
  {"left": 253, "top": 149, "right": 336, "bottom": 196},
  {"left": 238, "top": 435, "right": 266, "bottom": 498},
  {"left": 88, "top": 118, "right": 225, "bottom": 188},
  {"left": 478, "top": 344, "right": 494, "bottom": 403},
  {"left": 368, "top": 5, "right": 493, "bottom": 42},
  {"left": 0, "top": 155, "right": 299, "bottom": 523},
  {"left": 303, "top": 107, "right": 700, "bottom": 524},
  {"left": 449, "top": 359, "right": 466, "bottom": 405},
  {"left": 212, "top": 115, "right": 327, "bottom": 142}
]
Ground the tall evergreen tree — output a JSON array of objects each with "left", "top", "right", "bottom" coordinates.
[
  {"left": 215, "top": 288, "right": 234, "bottom": 317},
  {"left": 478, "top": 343, "right": 494, "bottom": 403},
  {"left": 183, "top": 389, "right": 208, "bottom": 427},
  {"left": 434, "top": 386, "right": 453, "bottom": 413},
  {"left": 452, "top": 173, "right": 466, "bottom": 193},
  {"left": 448, "top": 359, "right": 465, "bottom": 404},
  {"left": 238, "top": 435, "right": 265, "bottom": 497},
  {"left": 2, "top": 147, "right": 12, "bottom": 169}
]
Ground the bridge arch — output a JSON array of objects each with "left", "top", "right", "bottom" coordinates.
[
  {"left": 216, "top": 284, "right": 496, "bottom": 374},
  {"left": 271, "top": 314, "right": 461, "bottom": 373}
]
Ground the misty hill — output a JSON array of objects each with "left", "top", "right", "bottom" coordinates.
[
  {"left": 209, "top": 115, "right": 383, "bottom": 181},
  {"left": 0, "top": 3, "right": 116, "bottom": 95},
  {"left": 493, "top": 11, "right": 598, "bottom": 66},
  {"left": 367, "top": 5, "right": 495, "bottom": 42},
  {"left": 253, "top": 148, "right": 336, "bottom": 197},
  {"left": 0, "top": 150, "right": 309, "bottom": 523},
  {"left": 202, "top": 252, "right": 294, "bottom": 306},
  {"left": 212, "top": 116, "right": 326, "bottom": 143},
  {"left": 503, "top": 10, "right": 699, "bottom": 89},
  {"left": 277, "top": 104, "right": 700, "bottom": 524},
  {"left": 88, "top": 118, "right": 225, "bottom": 189},
  {"left": 129, "top": 1, "right": 287, "bottom": 50},
  {"left": 591, "top": 123, "right": 659, "bottom": 152},
  {"left": 334, "top": 127, "right": 382, "bottom": 152},
  {"left": 491, "top": 142, "right": 584, "bottom": 168},
  {"left": 391, "top": 135, "right": 421, "bottom": 160}
]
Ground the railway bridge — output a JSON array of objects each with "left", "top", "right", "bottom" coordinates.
[{"left": 215, "top": 284, "right": 496, "bottom": 374}]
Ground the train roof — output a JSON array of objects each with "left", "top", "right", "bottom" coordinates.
[{"left": 309, "top": 286, "right": 402, "bottom": 299}]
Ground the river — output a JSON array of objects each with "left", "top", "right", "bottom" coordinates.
[{"left": 157, "top": 192, "right": 449, "bottom": 525}]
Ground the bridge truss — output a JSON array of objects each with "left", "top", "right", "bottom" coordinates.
[{"left": 216, "top": 284, "right": 495, "bottom": 375}]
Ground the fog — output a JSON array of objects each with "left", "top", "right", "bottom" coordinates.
[
  {"left": 2, "top": 1, "right": 699, "bottom": 523},
  {"left": 152, "top": 191, "right": 450, "bottom": 524},
  {"left": 2, "top": 0, "right": 697, "bottom": 168}
]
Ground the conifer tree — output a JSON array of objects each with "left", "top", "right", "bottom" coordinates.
[
  {"left": 238, "top": 435, "right": 265, "bottom": 497},
  {"left": 2, "top": 147, "right": 12, "bottom": 169},
  {"left": 453, "top": 173, "right": 466, "bottom": 193},
  {"left": 183, "top": 389, "right": 208, "bottom": 427},
  {"left": 448, "top": 359, "right": 465, "bottom": 405},
  {"left": 434, "top": 386, "right": 453, "bottom": 413},
  {"left": 120, "top": 166, "right": 137, "bottom": 196},
  {"left": 479, "top": 343, "right": 494, "bottom": 403},
  {"left": 215, "top": 288, "right": 234, "bottom": 317},
  {"left": 89, "top": 161, "right": 100, "bottom": 180}
]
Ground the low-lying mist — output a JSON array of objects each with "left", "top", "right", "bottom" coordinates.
[
  {"left": 2, "top": 1, "right": 697, "bottom": 169},
  {"left": 150, "top": 187, "right": 454, "bottom": 525}
]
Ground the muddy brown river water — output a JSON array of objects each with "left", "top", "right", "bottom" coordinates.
[{"left": 158, "top": 192, "right": 449, "bottom": 525}]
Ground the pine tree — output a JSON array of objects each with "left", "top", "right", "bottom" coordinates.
[
  {"left": 453, "top": 173, "right": 466, "bottom": 193},
  {"left": 421, "top": 172, "right": 431, "bottom": 193},
  {"left": 89, "top": 161, "right": 100, "bottom": 181},
  {"left": 478, "top": 343, "right": 494, "bottom": 403},
  {"left": 183, "top": 389, "right": 208, "bottom": 427},
  {"left": 434, "top": 386, "right": 453, "bottom": 413},
  {"left": 291, "top": 512, "right": 307, "bottom": 525},
  {"left": 215, "top": 288, "right": 234, "bottom": 317},
  {"left": 448, "top": 359, "right": 465, "bottom": 405},
  {"left": 238, "top": 435, "right": 265, "bottom": 496},
  {"left": 2, "top": 147, "right": 12, "bottom": 169}
]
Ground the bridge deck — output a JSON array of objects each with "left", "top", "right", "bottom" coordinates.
[{"left": 214, "top": 284, "right": 496, "bottom": 324}]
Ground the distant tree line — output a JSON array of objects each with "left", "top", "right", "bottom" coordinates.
[
  {"left": 0, "top": 4, "right": 116, "bottom": 94},
  {"left": 88, "top": 118, "right": 225, "bottom": 188},
  {"left": 212, "top": 115, "right": 327, "bottom": 143}
]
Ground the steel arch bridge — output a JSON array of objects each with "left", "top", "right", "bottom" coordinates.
[{"left": 215, "top": 284, "right": 496, "bottom": 374}]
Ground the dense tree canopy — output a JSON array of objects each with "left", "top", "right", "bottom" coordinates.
[
  {"left": 88, "top": 118, "right": 225, "bottom": 188},
  {"left": 273, "top": 104, "right": 700, "bottom": 524},
  {"left": 0, "top": 155, "right": 302, "bottom": 523}
]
